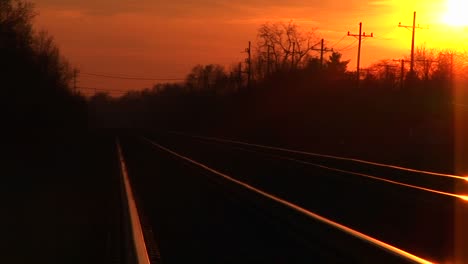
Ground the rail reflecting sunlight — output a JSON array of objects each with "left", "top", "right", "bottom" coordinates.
[{"left": 453, "top": 54, "right": 468, "bottom": 263}]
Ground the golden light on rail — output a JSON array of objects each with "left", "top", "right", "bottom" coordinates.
[{"left": 453, "top": 47, "right": 468, "bottom": 263}]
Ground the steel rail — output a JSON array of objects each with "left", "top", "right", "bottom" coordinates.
[
  {"left": 216, "top": 143, "right": 468, "bottom": 201},
  {"left": 116, "top": 138, "right": 151, "bottom": 264},
  {"left": 143, "top": 137, "right": 434, "bottom": 264},
  {"left": 168, "top": 131, "right": 467, "bottom": 181}
]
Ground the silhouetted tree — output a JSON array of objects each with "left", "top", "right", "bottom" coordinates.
[
  {"left": 304, "top": 57, "right": 323, "bottom": 73},
  {"left": 257, "top": 21, "right": 319, "bottom": 72},
  {"left": 34, "top": 30, "right": 74, "bottom": 88},
  {"left": 1, "top": 0, "right": 86, "bottom": 133},
  {"left": 325, "top": 52, "right": 349, "bottom": 79},
  {"left": 186, "top": 64, "right": 228, "bottom": 94},
  {"left": 365, "top": 60, "right": 399, "bottom": 89},
  {"left": 413, "top": 47, "right": 438, "bottom": 81}
]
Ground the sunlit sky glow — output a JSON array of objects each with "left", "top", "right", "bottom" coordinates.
[
  {"left": 442, "top": 0, "right": 468, "bottom": 26},
  {"left": 33, "top": 0, "right": 468, "bottom": 93}
]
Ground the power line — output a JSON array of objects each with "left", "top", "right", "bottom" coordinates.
[
  {"left": 77, "top": 86, "right": 129, "bottom": 93},
  {"left": 373, "top": 28, "right": 397, "bottom": 40},
  {"left": 330, "top": 34, "right": 347, "bottom": 48},
  {"left": 337, "top": 39, "right": 358, "bottom": 51},
  {"left": 81, "top": 72, "right": 185, "bottom": 81}
]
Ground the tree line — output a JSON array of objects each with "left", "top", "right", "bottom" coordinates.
[
  {"left": 1, "top": 0, "right": 461, "bottom": 171},
  {"left": 89, "top": 21, "right": 458, "bottom": 131},
  {"left": 1, "top": 0, "right": 86, "bottom": 136},
  {"left": 87, "top": 21, "right": 462, "bottom": 171}
]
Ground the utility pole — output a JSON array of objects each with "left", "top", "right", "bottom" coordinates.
[
  {"left": 416, "top": 59, "right": 438, "bottom": 81},
  {"left": 73, "top": 69, "right": 78, "bottom": 94},
  {"left": 393, "top": 59, "right": 408, "bottom": 89},
  {"left": 450, "top": 53, "right": 454, "bottom": 86},
  {"left": 291, "top": 41, "right": 295, "bottom": 70},
  {"left": 311, "top": 39, "right": 333, "bottom": 69},
  {"left": 244, "top": 41, "right": 252, "bottom": 89},
  {"left": 238, "top": 62, "right": 242, "bottom": 91},
  {"left": 399, "top": 11, "right": 426, "bottom": 77},
  {"left": 348, "top": 22, "right": 373, "bottom": 87},
  {"left": 377, "top": 63, "right": 399, "bottom": 88},
  {"left": 266, "top": 43, "right": 271, "bottom": 76}
]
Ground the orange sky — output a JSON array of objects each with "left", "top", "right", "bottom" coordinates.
[{"left": 33, "top": 0, "right": 468, "bottom": 95}]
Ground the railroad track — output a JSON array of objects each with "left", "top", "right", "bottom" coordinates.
[{"left": 116, "top": 133, "right": 468, "bottom": 263}]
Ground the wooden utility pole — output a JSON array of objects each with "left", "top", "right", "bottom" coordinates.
[
  {"left": 245, "top": 41, "right": 252, "bottom": 89},
  {"left": 311, "top": 39, "right": 333, "bottom": 69},
  {"left": 393, "top": 59, "right": 408, "bottom": 89},
  {"left": 348, "top": 22, "right": 373, "bottom": 87},
  {"left": 415, "top": 59, "right": 438, "bottom": 81},
  {"left": 266, "top": 43, "right": 271, "bottom": 76},
  {"left": 238, "top": 62, "right": 242, "bottom": 90},
  {"left": 450, "top": 53, "right": 454, "bottom": 86},
  {"left": 399, "top": 60, "right": 405, "bottom": 87},
  {"left": 377, "top": 63, "right": 399, "bottom": 88},
  {"left": 399, "top": 11, "right": 426, "bottom": 77},
  {"left": 291, "top": 41, "right": 296, "bottom": 69},
  {"left": 73, "top": 69, "right": 78, "bottom": 94},
  {"left": 411, "top": 11, "right": 416, "bottom": 75}
]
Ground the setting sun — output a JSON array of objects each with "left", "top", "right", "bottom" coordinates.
[{"left": 443, "top": 0, "right": 468, "bottom": 26}]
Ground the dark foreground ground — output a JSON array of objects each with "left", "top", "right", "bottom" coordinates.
[
  {"left": 4, "top": 131, "right": 466, "bottom": 263},
  {"left": 125, "top": 133, "right": 464, "bottom": 264},
  {"left": 120, "top": 136, "right": 429, "bottom": 264},
  {"left": 3, "top": 133, "right": 121, "bottom": 264}
]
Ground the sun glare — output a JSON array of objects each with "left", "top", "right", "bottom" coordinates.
[{"left": 443, "top": 0, "right": 468, "bottom": 26}]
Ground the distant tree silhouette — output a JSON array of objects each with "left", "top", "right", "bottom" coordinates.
[
  {"left": 432, "top": 52, "right": 453, "bottom": 82},
  {"left": 325, "top": 52, "right": 350, "bottom": 79},
  {"left": 257, "top": 21, "right": 319, "bottom": 73},
  {"left": 304, "top": 57, "right": 323, "bottom": 73},
  {"left": 186, "top": 64, "right": 228, "bottom": 94},
  {"left": 365, "top": 60, "right": 399, "bottom": 89},
  {"left": 413, "top": 46, "right": 438, "bottom": 81},
  {"left": 34, "top": 30, "right": 74, "bottom": 88},
  {"left": 1, "top": 0, "right": 86, "bottom": 134}
]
